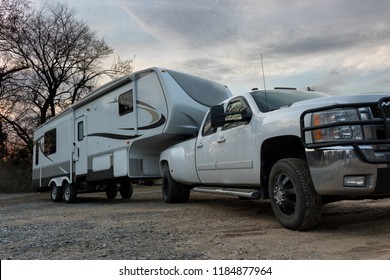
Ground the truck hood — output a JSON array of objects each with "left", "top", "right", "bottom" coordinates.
[{"left": 290, "top": 93, "right": 390, "bottom": 109}]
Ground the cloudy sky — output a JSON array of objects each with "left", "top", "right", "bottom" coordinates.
[{"left": 34, "top": 0, "right": 390, "bottom": 95}]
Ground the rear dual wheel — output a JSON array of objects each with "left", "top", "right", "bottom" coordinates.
[
  {"left": 106, "top": 182, "right": 133, "bottom": 199},
  {"left": 105, "top": 183, "right": 118, "bottom": 199},
  {"left": 119, "top": 182, "right": 133, "bottom": 199},
  {"left": 162, "top": 169, "right": 190, "bottom": 203}
]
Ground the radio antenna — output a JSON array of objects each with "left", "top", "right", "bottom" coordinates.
[{"left": 260, "top": 53, "right": 269, "bottom": 111}]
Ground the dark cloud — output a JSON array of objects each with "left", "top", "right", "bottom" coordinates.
[
  {"left": 122, "top": 0, "right": 243, "bottom": 48},
  {"left": 121, "top": 0, "right": 390, "bottom": 61},
  {"left": 38, "top": 0, "right": 390, "bottom": 94}
]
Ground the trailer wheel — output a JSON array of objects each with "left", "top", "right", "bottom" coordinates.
[
  {"left": 63, "top": 183, "right": 77, "bottom": 203},
  {"left": 106, "top": 183, "right": 118, "bottom": 199},
  {"left": 119, "top": 182, "right": 133, "bottom": 199},
  {"left": 269, "top": 158, "right": 321, "bottom": 231},
  {"left": 50, "top": 183, "right": 63, "bottom": 202}
]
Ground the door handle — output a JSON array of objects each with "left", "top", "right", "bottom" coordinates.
[
  {"left": 217, "top": 137, "right": 226, "bottom": 143},
  {"left": 197, "top": 142, "right": 204, "bottom": 148}
]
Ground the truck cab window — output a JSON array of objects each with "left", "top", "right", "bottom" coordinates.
[
  {"left": 202, "top": 112, "right": 217, "bottom": 136},
  {"left": 118, "top": 90, "right": 133, "bottom": 115},
  {"left": 223, "top": 98, "right": 251, "bottom": 130}
]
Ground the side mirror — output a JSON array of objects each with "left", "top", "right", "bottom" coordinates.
[
  {"left": 210, "top": 105, "right": 226, "bottom": 127},
  {"left": 241, "top": 108, "right": 253, "bottom": 122}
]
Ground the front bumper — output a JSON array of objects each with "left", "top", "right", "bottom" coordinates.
[{"left": 306, "top": 146, "right": 390, "bottom": 196}]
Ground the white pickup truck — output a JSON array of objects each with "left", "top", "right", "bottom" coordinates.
[{"left": 159, "top": 88, "right": 390, "bottom": 230}]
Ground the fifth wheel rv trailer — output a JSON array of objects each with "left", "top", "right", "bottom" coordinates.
[{"left": 32, "top": 67, "right": 232, "bottom": 203}]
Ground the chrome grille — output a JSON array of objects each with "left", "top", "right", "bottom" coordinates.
[{"left": 380, "top": 99, "right": 390, "bottom": 119}]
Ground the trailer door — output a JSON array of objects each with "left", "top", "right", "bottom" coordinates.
[{"left": 74, "top": 115, "right": 88, "bottom": 176}]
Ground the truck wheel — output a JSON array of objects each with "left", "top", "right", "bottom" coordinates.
[
  {"left": 119, "top": 182, "right": 133, "bottom": 199},
  {"left": 50, "top": 183, "right": 63, "bottom": 202},
  {"left": 63, "top": 183, "right": 77, "bottom": 203},
  {"left": 162, "top": 169, "right": 181, "bottom": 203},
  {"left": 106, "top": 183, "right": 118, "bottom": 199},
  {"left": 269, "top": 158, "right": 321, "bottom": 231},
  {"left": 178, "top": 186, "right": 191, "bottom": 203}
]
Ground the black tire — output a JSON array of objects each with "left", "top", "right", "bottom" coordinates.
[
  {"left": 162, "top": 168, "right": 191, "bottom": 203},
  {"left": 106, "top": 183, "right": 118, "bottom": 199},
  {"left": 50, "top": 183, "right": 63, "bottom": 202},
  {"left": 269, "top": 158, "right": 321, "bottom": 231},
  {"left": 119, "top": 182, "right": 133, "bottom": 199},
  {"left": 162, "top": 169, "right": 180, "bottom": 203},
  {"left": 178, "top": 185, "right": 191, "bottom": 203},
  {"left": 63, "top": 183, "right": 77, "bottom": 203}
]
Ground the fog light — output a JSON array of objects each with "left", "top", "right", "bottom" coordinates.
[{"left": 344, "top": 176, "right": 366, "bottom": 187}]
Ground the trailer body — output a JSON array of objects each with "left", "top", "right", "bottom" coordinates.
[{"left": 32, "top": 67, "right": 231, "bottom": 202}]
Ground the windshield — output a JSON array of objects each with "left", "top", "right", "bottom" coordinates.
[{"left": 250, "top": 90, "right": 327, "bottom": 112}]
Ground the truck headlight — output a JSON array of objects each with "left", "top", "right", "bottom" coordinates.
[{"left": 311, "top": 109, "right": 363, "bottom": 143}]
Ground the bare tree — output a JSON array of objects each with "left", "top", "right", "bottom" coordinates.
[
  {"left": 0, "top": 0, "right": 32, "bottom": 158},
  {"left": 9, "top": 3, "right": 114, "bottom": 124},
  {"left": 0, "top": 1, "right": 134, "bottom": 154},
  {"left": 0, "top": 0, "right": 30, "bottom": 84},
  {"left": 107, "top": 55, "right": 135, "bottom": 80}
]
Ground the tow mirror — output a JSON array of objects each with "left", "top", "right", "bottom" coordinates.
[
  {"left": 241, "top": 108, "right": 252, "bottom": 122},
  {"left": 210, "top": 105, "right": 226, "bottom": 127},
  {"left": 210, "top": 105, "right": 253, "bottom": 127}
]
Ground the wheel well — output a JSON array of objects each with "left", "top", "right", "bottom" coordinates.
[
  {"left": 62, "top": 179, "right": 69, "bottom": 187},
  {"left": 260, "top": 136, "right": 307, "bottom": 198},
  {"left": 160, "top": 160, "right": 169, "bottom": 175},
  {"left": 48, "top": 177, "right": 70, "bottom": 189}
]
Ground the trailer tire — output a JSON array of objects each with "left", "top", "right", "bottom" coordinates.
[
  {"left": 106, "top": 183, "right": 118, "bottom": 199},
  {"left": 50, "top": 183, "right": 63, "bottom": 202},
  {"left": 119, "top": 182, "right": 133, "bottom": 199},
  {"left": 63, "top": 183, "right": 77, "bottom": 203},
  {"left": 269, "top": 158, "right": 321, "bottom": 231}
]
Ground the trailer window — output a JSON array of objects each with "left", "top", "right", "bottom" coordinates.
[
  {"left": 119, "top": 90, "right": 133, "bottom": 115},
  {"left": 44, "top": 129, "right": 56, "bottom": 155},
  {"left": 77, "top": 121, "right": 84, "bottom": 141}
]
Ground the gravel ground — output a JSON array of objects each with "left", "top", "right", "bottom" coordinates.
[{"left": 1, "top": 185, "right": 390, "bottom": 260}]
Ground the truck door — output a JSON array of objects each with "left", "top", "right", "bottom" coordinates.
[
  {"left": 74, "top": 115, "right": 88, "bottom": 176},
  {"left": 216, "top": 98, "right": 259, "bottom": 184},
  {"left": 195, "top": 112, "right": 222, "bottom": 184}
]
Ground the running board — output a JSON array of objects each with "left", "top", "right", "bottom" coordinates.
[{"left": 192, "top": 187, "right": 261, "bottom": 199}]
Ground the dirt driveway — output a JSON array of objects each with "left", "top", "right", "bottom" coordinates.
[{"left": 1, "top": 185, "right": 390, "bottom": 260}]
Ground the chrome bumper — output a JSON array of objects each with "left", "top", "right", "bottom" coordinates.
[{"left": 306, "top": 146, "right": 390, "bottom": 196}]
